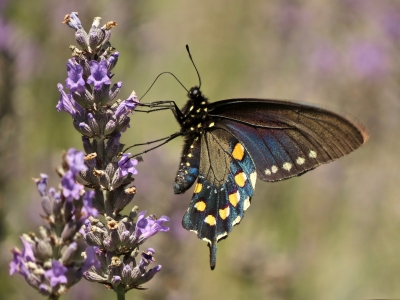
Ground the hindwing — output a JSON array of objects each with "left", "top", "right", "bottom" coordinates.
[{"left": 182, "top": 125, "right": 257, "bottom": 269}]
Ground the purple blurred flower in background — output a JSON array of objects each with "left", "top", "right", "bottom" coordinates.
[
  {"left": 309, "top": 44, "right": 339, "bottom": 75},
  {"left": 349, "top": 41, "right": 388, "bottom": 79},
  {"left": 381, "top": 8, "right": 400, "bottom": 40}
]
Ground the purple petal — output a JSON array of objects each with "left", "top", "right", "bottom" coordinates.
[
  {"left": 87, "top": 60, "right": 111, "bottom": 90},
  {"left": 35, "top": 173, "right": 48, "bottom": 196},
  {"left": 56, "top": 83, "right": 84, "bottom": 116},
  {"left": 66, "top": 148, "right": 88, "bottom": 174},
  {"left": 61, "top": 171, "right": 83, "bottom": 201},
  {"left": 118, "top": 154, "right": 138, "bottom": 177},
  {"left": 45, "top": 261, "right": 68, "bottom": 287},
  {"left": 115, "top": 91, "right": 139, "bottom": 118},
  {"left": 65, "top": 61, "right": 85, "bottom": 93}
]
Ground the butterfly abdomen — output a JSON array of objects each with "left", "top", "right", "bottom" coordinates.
[{"left": 174, "top": 137, "right": 201, "bottom": 194}]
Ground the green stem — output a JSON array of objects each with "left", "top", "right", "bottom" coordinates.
[
  {"left": 115, "top": 286, "right": 125, "bottom": 300},
  {"left": 103, "top": 190, "right": 113, "bottom": 217}
]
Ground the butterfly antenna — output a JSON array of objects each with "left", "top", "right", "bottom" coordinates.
[
  {"left": 139, "top": 71, "right": 189, "bottom": 101},
  {"left": 186, "top": 44, "right": 202, "bottom": 89}
]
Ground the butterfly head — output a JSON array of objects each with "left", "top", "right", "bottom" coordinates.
[{"left": 188, "top": 86, "right": 204, "bottom": 101}]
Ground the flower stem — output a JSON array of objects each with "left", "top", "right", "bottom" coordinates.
[{"left": 115, "top": 286, "right": 125, "bottom": 300}]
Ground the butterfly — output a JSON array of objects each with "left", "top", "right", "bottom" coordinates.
[{"left": 137, "top": 84, "right": 368, "bottom": 270}]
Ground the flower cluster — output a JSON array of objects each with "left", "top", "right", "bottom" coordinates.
[
  {"left": 10, "top": 149, "right": 98, "bottom": 298},
  {"left": 60, "top": 12, "right": 169, "bottom": 294},
  {"left": 10, "top": 12, "right": 169, "bottom": 298}
]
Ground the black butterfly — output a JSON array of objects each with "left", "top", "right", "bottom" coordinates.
[{"left": 137, "top": 85, "right": 368, "bottom": 270}]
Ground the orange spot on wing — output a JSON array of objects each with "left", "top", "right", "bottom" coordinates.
[
  {"left": 232, "top": 143, "right": 245, "bottom": 161},
  {"left": 228, "top": 191, "right": 240, "bottom": 207},
  {"left": 194, "top": 201, "right": 206, "bottom": 212},
  {"left": 219, "top": 206, "right": 230, "bottom": 220},
  {"left": 194, "top": 183, "right": 202, "bottom": 193},
  {"left": 204, "top": 215, "right": 216, "bottom": 226},
  {"left": 234, "top": 172, "right": 247, "bottom": 187}
]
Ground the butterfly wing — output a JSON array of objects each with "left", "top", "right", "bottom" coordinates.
[
  {"left": 209, "top": 99, "right": 368, "bottom": 182},
  {"left": 181, "top": 97, "right": 368, "bottom": 269},
  {"left": 182, "top": 125, "right": 257, "bottom": 269}
]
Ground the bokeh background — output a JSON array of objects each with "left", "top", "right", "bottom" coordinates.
[{"left": 0, "top": 0, "right": 398, "bottom": 299}]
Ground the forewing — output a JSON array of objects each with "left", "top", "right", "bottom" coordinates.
[
  {"left": 182, "top": 127, "right": 257, "bottom": 269},
  {"left": 209, "top": 99, "right": 368, "bottom": 182}
]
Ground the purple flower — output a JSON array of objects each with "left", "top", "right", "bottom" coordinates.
[
  {"left": 66, "top": 148, "right": 87, "bottom": 175},
  {"left": 9, "top": 237, "right": 35, "bottom": 276},
  {"left": 115, "top": 91, "right": 139, "bottom": 118},
  {"left": 61, "top": 171, "right": 83, "bottom": 201},
  {"left": 82, "top": 246, "right": 100, "bottom": 272},
  {"left": 135, "top": 211, "right": 170, "bottom": 241},
  {"left": 138, "top": 248, "right": 155, "bottom": 269},
  {"left": 56, "top": 84, "right": 84, "bottom": 117},
  {"left": 64, "top": 12, "right": 83, "bottom": 31},
  {"left": 349, "top": 41, "right": 388, "bottom": 79},
  {"left": 118, "top": 154, "right": 138, "bottom": 177},
  {"left": 45, "top": 261, "right": 68, "bottom": 287},
  {"left": 87, "top": 60, "right": 111, "bottom": 90},
  {"left": 35, "top": 173, "right": 48, "bottom": 196},
  {"left": 65, "top": 61, "right": 85, "bottom": 93}
]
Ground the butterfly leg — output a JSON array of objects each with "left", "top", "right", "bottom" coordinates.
[
  {"left": 126, "top": 132, "right": 182, "bottom": 158},
  {"left": 139, "top": 101, "right": 185, "bottom": 125}
]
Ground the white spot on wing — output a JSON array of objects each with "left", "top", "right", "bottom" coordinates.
[
  {"left": 265, "top": 169, "right": 271, "bottom": 175},
  {"left": 271, "top": 165, "right": 278, "bottom": 173},
  {"left": 232, "top": 216, "right": 241, "bottom": 226},
  {"left": 217, "top": 232, "right": 228, "bottom": 241},
  {"left": 250, "top": 172, "right": 257, "bottom": 189},
  {"left": 243, "top": 197, "right": 251, "bottom": 211},
  {"left": 202, "top": 237, "right": 212, "bottom": 245},
  {"left": 309, "top": 150, "right": 317, "bottom": 158},
  {"left": 283, "top": 162, "right": 292, "bottom": 171},
  {"left": 296, "top": 157, "right": 305, "bottom": 165}
]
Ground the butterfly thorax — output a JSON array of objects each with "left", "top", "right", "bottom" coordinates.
[{"left": 179, "top": 87, "right": 214, "bottom": 136}]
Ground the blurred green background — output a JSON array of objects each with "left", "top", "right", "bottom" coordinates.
[{"left": 0, "top": 0, "right": 398, "bottom": 299}]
